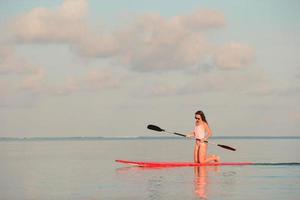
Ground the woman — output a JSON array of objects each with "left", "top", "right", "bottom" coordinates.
[{"left": 188, "top": 110, "right": 220, "bottom": 163}]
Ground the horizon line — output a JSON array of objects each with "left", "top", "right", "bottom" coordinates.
[{"left": 0, "top": 135, "right": 299, "bottom": 141}]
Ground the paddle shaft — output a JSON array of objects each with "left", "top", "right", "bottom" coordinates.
[
  {"left": 147, "top": 124, "right": 236, "bottom": 151},
  {"left": 165, "top": 130, "right": 211, "bottom": 144},
  {"left": 167, "top": 130, "right": 236, "bottom": 151}
]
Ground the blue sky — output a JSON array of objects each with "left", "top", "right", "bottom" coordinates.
[{"left": 0, "top": 0, "right": 299, "bottom": 137}]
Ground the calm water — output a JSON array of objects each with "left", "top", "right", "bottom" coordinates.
[{"left": 0, "top": 137, "right": 299, "bottom": 200}]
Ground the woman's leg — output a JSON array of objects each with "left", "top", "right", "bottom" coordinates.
[
  {"left": 194, "top": 140, "right": 201, "bottom": 163},
  {"left": 198, "top": 143, "right": 207, "bottom": 163},
  {"left": 205, "top": 155, "right": 220, "bottom": 163},
  {"left": 199, "top": 142, "right": 220, "bottom": 163},
  {"left": 194, "top": 144, "right": 199, "bottom": 163}
]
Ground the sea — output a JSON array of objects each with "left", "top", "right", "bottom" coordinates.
[{"left": 0, "top": 136, "right": 299, "bottom": 200}]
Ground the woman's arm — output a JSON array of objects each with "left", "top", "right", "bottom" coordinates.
[
  {"left": 186, "top": 131, "right": 195, "bottom": 138},
  {"left": 204, "top": 123, "right": 212, "bottom": 141}
]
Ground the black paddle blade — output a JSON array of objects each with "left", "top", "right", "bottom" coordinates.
[
  {"left": 217, "top": 144, "right": 236, "bottom": 151},
  {"left": 147, "top": 124, "right": 165, "bottom": 132}
]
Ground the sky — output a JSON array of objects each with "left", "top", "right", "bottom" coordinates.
[{"left": 0, "top": 0, "right": 299, "bottom": 137}]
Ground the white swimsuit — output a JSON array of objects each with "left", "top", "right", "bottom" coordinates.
[{"left": 194, "top": 124, "right": 206, "bottom": 140}]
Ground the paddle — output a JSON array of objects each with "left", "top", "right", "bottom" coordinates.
[{"left": 147, "top": 124, "right": 236, "bottom": 151}]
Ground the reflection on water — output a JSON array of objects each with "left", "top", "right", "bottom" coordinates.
[
  {"left": 194, "top": 167, "right": 208, "bottom": 199},
  {"left": 193, "top": 166, "right": 219, "bottom": 199},
  {"left": 116, "top": 166, "right": 223, "bottom": 200}
]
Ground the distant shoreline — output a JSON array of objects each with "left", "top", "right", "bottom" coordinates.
[{"left": 1, "top": 136, "right": 300, "bottom": 141}]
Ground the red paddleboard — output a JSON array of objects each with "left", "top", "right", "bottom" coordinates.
[{"left": 116, "top": 159, "right": 254, "bottom": 167}]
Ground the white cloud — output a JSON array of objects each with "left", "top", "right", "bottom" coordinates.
[
  {"left": 0, "top": 44, "right": 36, "bottom": 74},
  {"left": 114, "top": 12, "right": 251, "bottom": 72},
  {"left": 85, "top": 68, "right": 120, "bottom": 90},
  {"left": 10, "top": 2, "right": 254, "bottom": 73},
  {"left": 214, "top": 43, "right": 255, "bottom": 70},
  {"left": 11, "top": 0, "right": 88, "bottom": 43},
  {"left": 21, "top": 68, "right": 46, "bottom": 93},
  {"left": 44, "top": 68, "right": 121, "bottom": 96},
  {"left": 179, "top": 9, "right": 226, "bottom": 30},
  {"left": 6, "top": 0, "right": 257, "bottom": 100},
  {"left": 10, "top": 0, "right": 119, "bottom": 57},
  {"left": 115, "top": 12, "right": 215, "bottom": 72},
  {"left": 71, "top": 34, "right": 119, "bottom": 57},
  {"left": 135, "top": 69, "right": 273, "bottom": 98}
]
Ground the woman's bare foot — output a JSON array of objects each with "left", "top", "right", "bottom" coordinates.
[{"left": 212, "top": 155, "right": 220, "bottom": 163}]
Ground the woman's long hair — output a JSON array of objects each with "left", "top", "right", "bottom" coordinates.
[{"left": 195, "top": 110, "right": 208, "bottom": 124}]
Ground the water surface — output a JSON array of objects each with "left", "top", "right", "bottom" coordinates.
[{"left": 0, "top": 137, "right": 299, "bottom": 199}]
